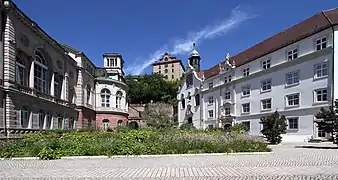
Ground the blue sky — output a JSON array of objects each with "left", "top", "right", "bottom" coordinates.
[{"left": 14, "top": 0, "right": 338, "bottom": 75}]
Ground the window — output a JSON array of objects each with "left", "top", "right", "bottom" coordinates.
[
  {"left": 286, "top": 93, "right": 300, "bottom": 107},
  {"left": 69, "top": 117, "right": 74, "bottom": 129},
  {"left": 261, "top": 98, "right": 272, "bottom": 110},
  {"left": 171, "top": 75, "right": 174, "bottom": 79},
  {"left": 164, "top": 69, "right": 168, "bottom": 73},
  {"left": 57, "top": 115, "right": 63, "bottom": 129},
  {"left": 39, "top": 110, "right": 45, "bottom": 129},
  {"left": 286, "top": 71, "right": 299, "bottom": 86},
  {"left": 316, "top": 37, "right": 327, "bottom": 51},
  {"left": 261, "top": 79, "right": 272, "bottom": 92},
  {"left": 116, "top": 91, "right": 123, "bottom": 109},
  {"left": 54, "top": 75, "right": 61, "bottom": 98},
  {"left": 158, "top": 70, "right": 161, "bottom": 74},
  {"left": 165, "top": 64, "right": 168, "bottom": 68},
  {"left": 242, "top": 67, "right": 249, "bottom": 76},
  {"left": 86, "top": 84, "right": 91, "bottom": 104},
  {"left": 287, "top": 117, "right": 299, "bottom": 130},
  {"left": 287, "top": 48, "right": 298, "bottom": 60},
  {"left": 172, "top": 69, "right": 174, "bottom": 72},
  {"left": 186, "top": 74, "right": 193, "bottom": 87},
  {"left": 318, "top": 125, "right": 326, "bottom": 137},
  {"left": 181, "top": 94, "right": 185, "bottom": 109},
  {"left": 164, "top": 75, "right": 168, "bottom": 79},
  {"left": 224, "top": 75, "right": 232, "bottom": 83},
  {"left": 195, "top": 94, "right": 200, "bottom": 106},
  {"left": 314, "top": 62, "right": 328, "bottom": 78},
  {"left": 242, "top": 103, "right": 250, "bottom": 113},
  {"left": 21, "top": 106, "right": 29, "bottom": 128},
  {"left": 102, "top": 119, "right": 109, "bottom": 130},
  {"left": 187, "top": 92, "right": 191, "bottom": 100},
  {"left": 45, "top": 112, "right": 51, "bottom": 129},
  {"left": 101, "top": 88, "right": 111, "bottom": 107},
  {"left": 16, "top": 56, "right": 25, "bottom": 86},
  {"left": 262, "top": 59, "right": 271, "bottom": 69},
  {"left": 315, "top": 89, "right": 328, "bottom": 102},
  {"left": 208, "top": 124, "right": 214, "bottom": 129},
  {"left": 242, "top": 121, "right": 250, "bottom": 131},
  {"left": 117, "top": 120, "right": 123, "bottom": 128},
  {"left": 242, "top": 84, "right": 251, "bottom": 96},
  {"left": 208, "top": 110, "right": 214, "bottom": 118},
  {"left": 115, "top": 59, "right": 118, "bottom": 67},
  {"left": 208, "top": 96, "right": 214, "bottom": 104},
  {"left": 172, "top": 64, "right": 174, "bottom": 67},
  {"left": 224, "top": 91, "right": 231, "bottom": 100},
  {"left": 208, "top": 82, "right": 213, "bottom": 89},
  {"left": 34, "top": 50, "right": 48, "bottom": 93},
  {"left": 159, "top": 65, "right": 161, "bottom": 69},
  {"left": 224, "top": 107, "right": 230, "bottom": 115}
]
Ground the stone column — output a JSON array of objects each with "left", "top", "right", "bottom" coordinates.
[
  {"left": 50, "top": 73, "right": 55, "bottom": 96},
  {"left": 29, "top": 61, "right": 35, "bottom": 89},
  {"left": 76, "top": 70, "right": 83, "bottom": 106}
]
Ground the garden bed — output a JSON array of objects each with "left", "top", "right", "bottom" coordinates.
[{"left": 0, "top": 129, "right": 271, "bottom": 160}]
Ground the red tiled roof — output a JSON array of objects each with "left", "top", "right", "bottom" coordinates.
[{"left": 202, "top": 8, "right": 338, "bottom": 80}]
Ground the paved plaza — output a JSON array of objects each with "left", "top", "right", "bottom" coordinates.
[{"left": 0, "top": 144, "right": 338, "bottom": 179}]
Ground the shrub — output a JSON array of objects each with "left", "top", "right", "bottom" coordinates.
[
  {"left": 0, "top": 129, "right": 270, "bottom": 159},
  {"left": 179, "top": 123, "right": 195, "bottom": 130},
  {"left": 260, "top": 110, "right": 287, "bottom": 144}
]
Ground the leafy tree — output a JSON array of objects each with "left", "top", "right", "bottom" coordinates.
[
  {"left": 260, "top": 110, "right": 287, "bottom": 144},
  {"left": 143, "top": 103, "right": 178, "bottom": 129},
  {"left": 315, "top": 106, "right": 338, "bottom": 144},
  {"left": 125, "top": 74, "right": 179, "bottom": 104}
]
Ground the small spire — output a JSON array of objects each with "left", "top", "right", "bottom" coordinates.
[{"left": 193, "top": 43, "right": 196, "bottom": 49}]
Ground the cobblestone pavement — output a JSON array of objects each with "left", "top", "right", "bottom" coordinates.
[{"left": 1, "top": 145, "right": 338, "bottom": 179}]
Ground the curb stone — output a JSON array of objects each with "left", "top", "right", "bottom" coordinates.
[{"left": 0, "top": 151, "right": 273, "bottom": 160}]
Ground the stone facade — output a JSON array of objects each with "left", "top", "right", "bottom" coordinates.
[{"left": 0, "top": 0, "right": 129, "bottom": 137}]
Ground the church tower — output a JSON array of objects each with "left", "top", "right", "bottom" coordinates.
[{"left": 188, "top": 43, "right": 201, "bottom": 72}]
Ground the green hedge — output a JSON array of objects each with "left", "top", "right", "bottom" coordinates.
[{"left": 0, "top": 129, "right": 270, "bottom": 160}]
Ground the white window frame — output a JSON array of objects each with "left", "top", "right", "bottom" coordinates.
[
  {"left": 261, "top": 59, "right": 271, "bottom": 69},
  {"left": 285, "top": 70, "right": 299, "bottom": 86},
  {"left": 261, "top": 98, "right": 272, "bottom": 111},
  {"left": 208, "top": 96, "right": 214, "bottom": 105},
  {"left": 314, "top": 62, "right": 328, "bottom": 79},
  {"left": 261, "top": 79, "right": 272, "bottom": 92},
  {"left": 208, "top": 82, "right": 214, "bottom": 89},
  {"left": 224, "top": 107, "right": 231, "bottom": 115},
  {"left": 242, "top": 67, "right": 250, "bottom": 76},
  {"left": 208, "top": 110, "right": 214, "bottom": 118},
  {"left": 34, "top": 50, "right": 48, "bottom": 94},
  {"left": 314, "top": 88, "right": 328, "bottom": 103},
  {"left": 287, "top": 48, "right": 298, "bottom": 60},
  {"left": 224, "top": 91, "right": 231, "bottom": 100},
  {"left": 242, "top": 103, "right": 250, "bottom": 113},
  {"left": 316, "top": 37, "right": 327, "bottom": 51},
  {"left": 116, "top": 91, "right": 123, "bottom": 109},
  {"left": 16, "top": 56, "right": 25, "bottom": 86},
  {"left": 241, "top": 84, "right": 251, "bottom": 97},
  {"left": 287, "top": 117, "right": 299, "bottom": 130},
  {"left": 286, "top": 93, "right": 300, "bottom": 107},
  {"left": 101, "top": 89, "right": 111, "bottom": 107}
]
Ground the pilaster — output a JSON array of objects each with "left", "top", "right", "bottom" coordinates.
[
  {"left": 5, "top": 93, "right": 16, "bottom": 129},
  {"left": 50, "top": 73, "right": 55, "bottom": 96},
  {"left": 29, "top": 61, "right": 34, "bottom": 88},
  {"left": 3, "top": 16, "right": 16, "bottom": 87}
]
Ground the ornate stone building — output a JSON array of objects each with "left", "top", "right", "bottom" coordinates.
[{"left": 0, "top": 0, "right": 129, "bottom": 137}]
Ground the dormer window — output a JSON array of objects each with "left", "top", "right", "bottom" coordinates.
[
  {"left": 208, "top": 82, "right": 214, "bottom": 89},
  {"left": 243, "top": 68, "right": 250, "bottom": 76}
]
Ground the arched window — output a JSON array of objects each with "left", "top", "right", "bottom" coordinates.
[
  {"left": 39, "top": 110, "right": 45, "bottom": 129},
  {"left": 101, "top": 89, "right": 111, "bottom": 107},
  {"left": 164, "top": 69, "right": 168, "bottom": 73},
  {"left": 181, "top": 94, "right": 185, "bottom": 109},
  {"left": 57, "top": 114, "right": 63, "bottom": 129},
  {"left": 102, "top": 119, "right": 109, "bottom": 130},
  {"left": 69, "top": 88, "right": 76, "bottom": 104},
  {"left": 45, "top": 112, "right": 52, "bottom": 129},
  {"left": 54, "top": 75, "right": 61, "bottom": 98},
  {"left": 116, "top": 91, "right": 123, "bottom": 109},
  {"left": 21, "top": 106, "right": 29, "bottom": 128},
  {"left": 86, "top": 84, "right": 91, "bottom": 104},
  {"left": 34, "top": 50, "right": 48, "bottom": 93},
  {"left": 117, "top": 120, "right": 123, "bottom": 128},
  {"left": 16, "top": 56, "right": 25, "bottom": 85}
]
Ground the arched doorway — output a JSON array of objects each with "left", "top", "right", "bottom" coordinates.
[
  {"left": 224, "top": 124, "right": 231, "bottom": 130},
  {"left": 128, "top": 121, "right": 139, "bottom": 129},
  {"left": 187, "top": 117, "right": 193, "bottom": 124}
]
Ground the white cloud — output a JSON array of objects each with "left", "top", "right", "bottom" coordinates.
[{"left": 125, "top": 5, "right": 253, "bottom": 75}]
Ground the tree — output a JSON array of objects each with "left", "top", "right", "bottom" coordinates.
[
  {"left": 315, "top": 106, "right": 338, "bottom": 144},
  {"left": 143, "top": 103, "right": 178, "bottom": 129},
  {"left": 260, "top": 110, "right": 287, "bottom": 144}
]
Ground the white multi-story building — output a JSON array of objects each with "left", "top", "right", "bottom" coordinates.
[{"left": 178, "top": 8, "right": 338, "bottom": 142}]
